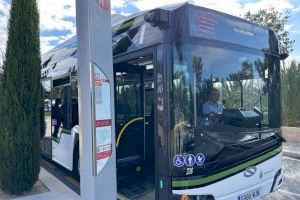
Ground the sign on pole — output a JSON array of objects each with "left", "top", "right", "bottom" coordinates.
[
  {"left": 76, "top": 0, "right": 117, "bottom": 199},
  {"left": 92, "top": 63, "right": 113, "bottom": 175}
]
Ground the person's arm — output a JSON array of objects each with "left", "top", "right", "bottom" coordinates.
[{"left": 202, "top": 102, "right": 210, "bottom": 116}]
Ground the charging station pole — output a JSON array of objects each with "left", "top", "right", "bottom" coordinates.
[{"left": 76, "top": 0, "right": 117, "bottom": 199}]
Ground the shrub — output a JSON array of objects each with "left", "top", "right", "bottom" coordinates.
[{"left": 0, "top": 0, "right": 41, "bottom": 194}]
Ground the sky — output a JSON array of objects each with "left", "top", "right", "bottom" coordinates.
[{"left": 0, "top": 0, "right": 300, "bottom": 64}]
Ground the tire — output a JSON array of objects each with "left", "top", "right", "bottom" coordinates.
[{"left": 73, "top": 143, "right": 80, "bottom": 180}]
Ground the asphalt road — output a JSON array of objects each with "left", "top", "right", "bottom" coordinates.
[{"left": 42, "top": 156, "right": 300, "bottom": 200}]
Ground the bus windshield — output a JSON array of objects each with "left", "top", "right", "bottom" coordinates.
[{"left": 171, "top": 43, "right": 279, "bottom": 159}]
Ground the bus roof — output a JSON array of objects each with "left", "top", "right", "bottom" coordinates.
[{"left": 41, "top": 3, "right": 274, "bottom": 80}]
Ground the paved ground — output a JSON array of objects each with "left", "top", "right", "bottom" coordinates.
[
  {"left": 282, "top": 127, "right": 300, "bottom": 143},
  {"left": 42, "top": 154, "right": 300, "bottom": 200},
  {"left": 41, "top": 157, "right": 80, "bottom": 195},
  {"left": 0, "top": 167, "right": 80, "bottom": 200},
  {"left": 264, "top": 156, "right": 300, "bottom": 200}
]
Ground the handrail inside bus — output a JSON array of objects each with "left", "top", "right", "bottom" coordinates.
[{"left": 116, "top": 117, "right": 144, "bottom": 148}]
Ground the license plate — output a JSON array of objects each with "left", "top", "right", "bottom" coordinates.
[{"left": 238, "top": 187, "right": 261, "bottom": 200}]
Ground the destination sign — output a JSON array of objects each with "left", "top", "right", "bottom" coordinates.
[{"left": 189, "top": 7, "right": 270, "bottom": 50}]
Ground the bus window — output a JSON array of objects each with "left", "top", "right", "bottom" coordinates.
[
  {"left": 115, "top": 72, "right": 142, "bottom": 124},
  {"left": 51, "top": 77, "right": 72, "bottom": 138},
  {"left": 41, "top": 80, "right": 51, "bottom": 138},
  {"left": 71, "top": 79, "right": 79, "bottom": 127},
  {"left": 172, "top": 43, "right": 273, "bottom": 157}
]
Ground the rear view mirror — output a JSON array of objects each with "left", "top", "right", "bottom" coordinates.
[{"left": 279, "top": 53, "right": 289, "bottom": 60}]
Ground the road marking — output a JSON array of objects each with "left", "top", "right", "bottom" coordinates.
[
  {"left": 66, "top": 176, "right": 80, "bottom": 188},
  {"left": 283, "top": 156, "right": 300, "bottom": 161},
  {"left": 279, "top": 189, "right": 300, "bottom": 198}
]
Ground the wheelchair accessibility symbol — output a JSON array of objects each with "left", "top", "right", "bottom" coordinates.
[{"left": 173, "top": 155, "right": 185, "bottom": 167}]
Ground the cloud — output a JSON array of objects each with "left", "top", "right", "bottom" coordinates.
[
  {"left": 37, "top": 0, "right": 76, "bottom": 53},
  {"left": 285, "top": 24, "right": 294, "bottom": 31},
  {"left": 133, "top": 0, "right": 187, "bottom": 11},
  {"left": 0, "top": 0, "right": 298, "bottom": 60},
  {"left": 292, "top": 6, "right": 300, "bottom": 12},
  {"left": 286, "top": 55, "right": 300, "bottom": 63},
  {"left": 0, "top": 1, "right": 9, "bottom": 65},
  {"left": 192, "top": 0, "right": 243, "bottom": 16},
  {"left": 133, "top": 0, "right": 295, "bottom": 17},
  {"left": 242, "top": 0, "right": 294, "bottom": 13},
  {"left": 291, "top": 30, "right": 300, "bottom": 35},
  {"left": 111, "top": 0, "right": 127, "bottom": 10},
  {"left": 38, "top": 0, "right": 76, "bottom": 32}
]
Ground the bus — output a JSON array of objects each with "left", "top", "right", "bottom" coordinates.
[{"left": 40, "top": 3, "right": 287, "bottom": 200}]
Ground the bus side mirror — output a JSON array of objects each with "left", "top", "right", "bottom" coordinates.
[
  {"left": 279, "top": 53, "right": 289, "bottom": 60},
  {"left": 144, "top": 9, "right": 170, "bottom": 28}
]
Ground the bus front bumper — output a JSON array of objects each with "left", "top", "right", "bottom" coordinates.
[{"left": 172, "top": 152, "right": 283, "bottom": 200}]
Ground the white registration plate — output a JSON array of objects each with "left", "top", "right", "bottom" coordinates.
[{"left": 238, "top": 187, "right": 261, "bottom": 200}]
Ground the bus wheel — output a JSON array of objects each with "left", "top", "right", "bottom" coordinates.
[{"left": 73, "top": 143, "right": 80, "bottom": 180}]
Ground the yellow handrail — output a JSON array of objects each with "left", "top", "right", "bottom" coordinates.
[
  {"left": 174, "top": 120, "right": 188, "bottom": 130},
  {"left": 116, "top": 117, "right": 144, "bottom": 148}
]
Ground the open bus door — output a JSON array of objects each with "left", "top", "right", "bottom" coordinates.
[
  {"left": 114, "top": 62, "right": 156, "bottom": 199},
  {"left": 41, "top": 75, "right": 79, "bottom": 174}
]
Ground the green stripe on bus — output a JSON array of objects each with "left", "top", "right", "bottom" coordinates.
[
  {"left": 112, "top": 16, "right": 145, "bottom": 32},
  {"left": 52, "top": 136, "right": 60, "bottom": 143},
  {"left": 61, "top": 128, "right": 71, "bottom": 134},
  {"left": 172, "top": 146, "right": 282, "bottom": 188}
]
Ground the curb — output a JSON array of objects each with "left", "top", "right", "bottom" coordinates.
[{"left": 283, "top": 150, "right": 300, "bottom": 160}]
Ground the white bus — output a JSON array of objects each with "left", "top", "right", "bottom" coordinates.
[{"left": 40, "top": 3, "right": 287, "bottom": 200}]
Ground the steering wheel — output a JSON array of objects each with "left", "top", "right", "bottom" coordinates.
[{"left": 208, "top": 112, "right": 223, "bottom": 123}]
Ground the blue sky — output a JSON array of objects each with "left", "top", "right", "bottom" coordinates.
[{"left": 0, "top": 0, "right": 300, "bottom": 63}]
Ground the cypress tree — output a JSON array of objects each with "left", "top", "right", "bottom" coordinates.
[{"left": 0, "top": 0, "right": 41, "bottom": 194}]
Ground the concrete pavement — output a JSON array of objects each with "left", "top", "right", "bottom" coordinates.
[
  {"left": 0, "top": 167, "right": 80, "bottom": 200},
  {"left": 264, "top": 156, "right": 300, "bottom": 200},
  {"left": 282, "top": 127, "right": 300, "bottom": 143}
]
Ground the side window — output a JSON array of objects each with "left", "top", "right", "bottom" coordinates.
[
  {"left": 42, "top": 80, "right": 51, "bottom": 138},
  {"left": 51, "top": 76, "right": 72, "bottom": 138},
  {"left": 71, "top": 78, "right": 79, "bottom": 127},
  {"left": 115, "top": 72, "right": 142, "bottom": 123}
]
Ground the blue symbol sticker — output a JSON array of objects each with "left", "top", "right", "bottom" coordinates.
[
  {"left": 195, "top": 153, "right": 205, "bottom": 166},
  {"left": 185, "top": 154, "right": 196, "bottom": 167},
  {"left": 173, "top": 155, "right": 185, "bottom": 167}
]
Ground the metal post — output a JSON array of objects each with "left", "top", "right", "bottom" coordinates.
[{"left": 76, "top": 0, "right": 117, "bottom": 199}]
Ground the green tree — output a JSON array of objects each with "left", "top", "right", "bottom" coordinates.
[
  {"left": 244, "top": 7, "right": 295, "bottom": 54},
  {"left": 0, "top": 0, "right": 41, "bottom": 194},
  {"left": 281, "top": 61, "right": 300, "bottom": 127}
]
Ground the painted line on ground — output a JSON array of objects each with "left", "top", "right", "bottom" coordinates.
[
  {"left": 278, "top": 189, "right": 300, "bottom": 198},
  {"left": 283, "top": 156, "right": 300, "bottom": 161}
]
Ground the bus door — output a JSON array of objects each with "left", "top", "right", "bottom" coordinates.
[
  {"left": 40, "top": 80, "right": 52, "bottom": 158},
  {"left": 114, "top": 64, "right": 146, "bottom": 176},
  {"left": 50, "top": 76, "right": 75, "bottom": 170}
]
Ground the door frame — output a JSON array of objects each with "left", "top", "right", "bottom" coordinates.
[{"left": 114, "top": 51, "right": 161, "bottom": 199}]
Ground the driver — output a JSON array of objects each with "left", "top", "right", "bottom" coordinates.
[{"left": 202, "top": 88, "right": 225, "bottom": 116}]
